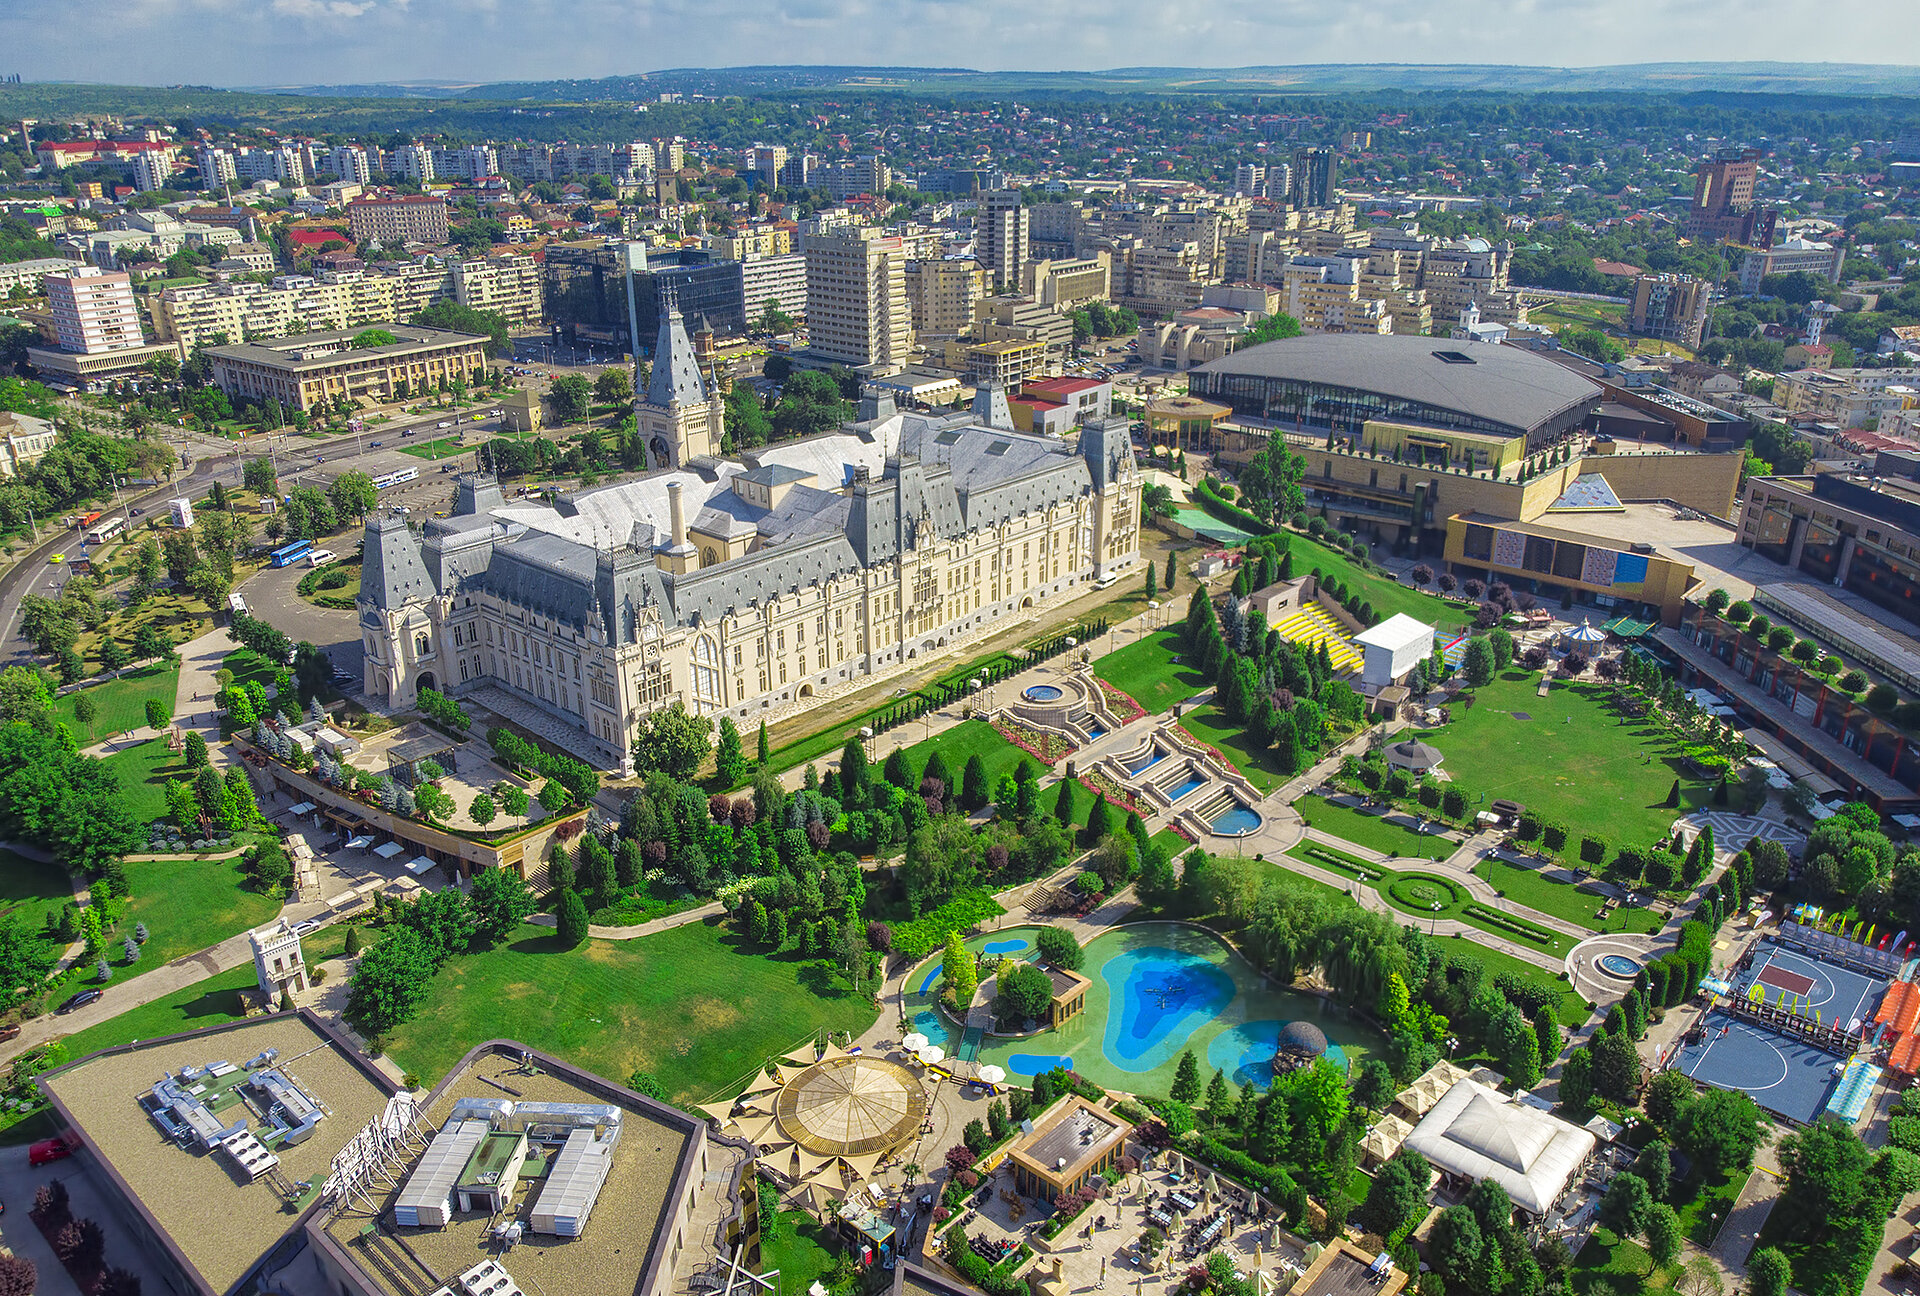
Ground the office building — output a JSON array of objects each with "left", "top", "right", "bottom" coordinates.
[
  {"left": 1682, "top": 148, "right": 1778, "bottom": 247},
  {"left": 1023, "top": 254, "right": 1110, "bottom": 311},
  {"left": 358, "top": 408, "right": 1140, "bottom": 772},
  {"left": 803, "top": 227, "right": 912, "bottom": 374},
  {"left": 1738, "top": 236, "right": 1846, "bottom": 294},
  {"left": 542, "top": 243, "right": 746, "bottom": 351},
  {"left": 1630, "top": 273, "right": 1714, "bottom": 350},
  {"left": 36, "top": 1019, "right": 727, "bottom": 1296},
  {"left": 976, "top": 187, "right": 1029, "bottom": 292},
  {"left": 44, "top": 265, "right": 143, "bottom": 354},
  {"left": 206, "top": 323, "right": 488, "bottom": 413},
  {"left": 1290, "top": 146, "right": 1337, "bottom": 208},
  {"left": 818, "top": 155, "right": 891, "bottom": 199},
  {"left": 348, "top": 195, "right": 451, "bottom": 246}
]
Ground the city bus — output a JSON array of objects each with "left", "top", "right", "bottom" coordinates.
[
  {"left": 84, "top": 516, "right": 125, "bottom": 545},
  {"left": 372, "top": 467, "right": 419, "bottom": 490},
  {"left": 270, "top": 539, "right": 313, "bottom": 568}
]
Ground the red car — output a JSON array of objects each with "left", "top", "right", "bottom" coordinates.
[{"left": 29, "top": 1137, "right": 74, "bottom": 1167}]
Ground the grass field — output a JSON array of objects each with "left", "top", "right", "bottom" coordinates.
[
  {"left": 119, "top": 856, "right": 280, "bottom": 978},
  {"left": 400, "top": 436, "right": 467, "bottom": 460},
  {"left": 1473, "top": 854, "right": 1667, "bottom": 936},
  {"left": 1094, "top": 629, "right": 1208, "bottom": 713},
  {"left": 1424, "top": 672, "right": 1709, "bottom": 849},
  {"left": 382, "top": 919, "right": 880, "bottom": 1106},
  {"left": 0, "top": 849, "right": 74, "bottom": 935},
  {"left": 1177, "top": 702, "right": 1296, "bottom": 793},
  {"left": 99, "top": 735, "right": 196, "bottom": 826},
  {"left": 52, "top": 661, "right": 180, "bottom": 742},
  {"left": 1296, "top": 795, "right": 1447, "bottom": 860},
  {"left": 1568, "top": 1227, "right": 1675, "bottom": 1293},
  {"left": 759, "top": 1208, "right": 843, "bottom": 1296}
]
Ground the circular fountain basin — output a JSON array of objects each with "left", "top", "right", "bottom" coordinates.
[
  {"left": 1597, "top": 954, "right": 1642, "bottom": 979},
  {"left": 1022, "top": 684, "right": 1064, "bottom": 702}
]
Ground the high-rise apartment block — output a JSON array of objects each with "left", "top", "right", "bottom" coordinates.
[
  {"left": 197, "top": 147, "right": 237, "bottom": 188},
  {"left": 131, "top": 149, "right": 174, "bottom": 193},
  {"left": 347, "top": 195, "right": 451, "bottom": 246},
  {"left": 388, "top": 143, "right": 435, "bottom": 184},
  {"left": 1683, "top": 148, "right": 1778, "bottom": 247},
  {"left": 1234, "top": 164, "right": 1269, "bottom": 198},
  {"left": 905, "top": 258, "right": 988, "bottom": 338},
  {"left": 329, "top": 145, "right": 372, "bottom": 185},
  {"left": 45, "top": 266, "right": 144, "bottom": 354},
  {"left": 1630, "top": 273, "right": 1714, "bottom": 350},
  {"left": 803, "top": 227, "right": 912, "bottom": 373},
  {"left": 977, "top": 188, "right": 1030, "bottom": 292},
  {"left": 739, "top": 253, "right": 809, "bottom": 324},
  {"left": 1290, "top": 147, "right": 1337, "bottom": 208},
  {"left": 818, "top": 156, "right": 891, "bottom": 199},
  {"left": 748, "top": 145, "right": 788, "bottom": 189}
]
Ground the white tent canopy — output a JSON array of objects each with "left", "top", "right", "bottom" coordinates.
[
  {"left": 1400, "top": 1080, "right": 1596, "bottom": 1217},
  {"left": 287, "top": 802, "right": 317, "bottom": 816},
  {"left": 345, "top": 834, "right": 374, "bottom": 850},
  {"left": 373, "top": 841, "right": 406, "bottom": 860},
  {"left": 405, "top": 856, "right": 437, "bottom": 875}
]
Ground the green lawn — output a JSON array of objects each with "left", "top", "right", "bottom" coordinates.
[
  {"left": 53, "top": 661, "right": 181, "bottom": 743},
  {"left": 0, "top": 849, "right": 75, "bottom": 936},
  {"left": 224, "top": 647, "right": 281, "bottom": 691},
  {"left": 382, "top": 919, "right": 880, "bottom": 1107},
  {"left": 1285, "top": 532, "right": 1473, "bottom": 634},
  {"left": 1568, "top": 1227, "right": 1675, "bottom": 1294},
  {"left": 118, "top": 856, "right": 280, "bottom": 977},
  {"left": 1095, "top": 629, "right": 1208, "bottom": 713},
  {"left": 759, "top": 1207, "right": 844, "bottom": 1296},
  {"left": 99, "top": 735, "right": 195, "bottom": 826},
  {"left": 1296, "top": 794, "right": 1447, "bottom": 860},
  {"left": 1674, "top": 1166, "right": 1750, "bottom": 1247},
  {"left": 1423, "top": 672, "right": 1710, "bottom": 850},
  {"left": 1177, "top": 702, "right": 1296, "bottom": 793},
  {"left": 400, "top": 436, "right": 466, "bottom": 460},
  {"left": 1473, "top": 855, "right": 1666, "bottom": 936}
]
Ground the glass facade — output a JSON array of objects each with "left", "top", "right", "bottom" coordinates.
[{"left": 542, "top": 247, "right": 747, "bottom": 350}]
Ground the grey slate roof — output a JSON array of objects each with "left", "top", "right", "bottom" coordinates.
[
  {"left": 645, "top": 301, "right": 707, "bottom": 407},
  {"left": 1191, "top": 334, "right": 1602, "bottom": 435},
  {"left": 361, "top": 513, "right": 434, "bottom": 613}
]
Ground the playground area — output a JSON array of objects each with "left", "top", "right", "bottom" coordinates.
[
  {"left": 1669, "top": 938, "right": 1889, "bottom": 1125},
  {"left": 902, "top": 923, "right": 1372, "bottom": 1094}
]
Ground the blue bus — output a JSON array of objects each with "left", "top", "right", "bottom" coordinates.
[{"left": 270, "top": 539, "right": 313, "bottom": 568}]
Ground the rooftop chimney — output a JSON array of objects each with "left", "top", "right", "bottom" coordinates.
[{"left": 667, "top": 481, "right": 689, "bottom": 550}]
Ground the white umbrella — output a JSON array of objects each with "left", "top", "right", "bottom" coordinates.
[
  {"left": 979, "top": 1065, "right": 1007, "bottom": 1084},
  {"left": 916, "top": 1046, "right": 946, "bottom": 1065},
  {"left": 902, "top": 1032, "right": 930, "bottom": 1052}
]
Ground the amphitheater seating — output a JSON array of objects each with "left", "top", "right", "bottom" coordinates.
[{"left": 1271, "top": 603, "right": 1364, "bottom": 673}]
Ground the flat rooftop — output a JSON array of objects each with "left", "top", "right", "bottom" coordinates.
[
  {"left": 206, "top": 324, "right": 485, "bottom": 371},
  {"left": 1291, "top": 1240, "right": 1407, "bottom": 1296},
  {"left": 41, "top": 1014, "right": 395, "bottom": 1295},
  {"left": 326, "top": 1047, "right": 696, "bottom": 1296},
  {"left": 1014, "top": 1096, "right": 1126, "bottom": 1178}
]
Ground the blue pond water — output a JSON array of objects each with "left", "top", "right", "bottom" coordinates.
[
  {"left": 1086, "top": 725, "right": 1108, "bottom": 739},
  {"left": 910, "top": 1008, "right": 956, "bottom": 1049},
  {"left": 1023, "top": 684, "right": 1064, "bottom": 702},
  {"left": 1211, "top": 805, "right": 1262, "bottom": 835},
  {"left": 1008, "top": 1054, "right": 1075, "bottom": 1076},
  {"left": 1168, "top": 774, "right": 1207, "bottom": 801},
  {"left": 1125, "top": 750, "right": 1167, "bottom": 776},
  {"left": 1207, "top": 1021, "right": 1350, "bottom": 1090},
  {"left": 984, "top": 937, "right": 1032, "bottom": 956},
  {"left": 1100, "top": 945, "right": 1236, "bottom": 1072},
  {"left": 916, "top": 964, "right": 943, "bottom": 995}
]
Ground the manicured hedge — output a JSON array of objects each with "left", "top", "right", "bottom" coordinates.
[
  {"left": 1195, "top": 478, "right": 1281, "bottom": 538},
  {"left": 893, "top": 890, "right": 1007, "bottom": 962}
]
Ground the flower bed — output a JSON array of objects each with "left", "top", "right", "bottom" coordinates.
[
  {"left": 1462, "top": 902, "right": 1560, "bottom": 948},
  {"left": 1295, "top": 842, "right": 1386, "bottom": 883},
  {"left": 992, "top": 719, "right": 1077, "bottom": 766},
  {"left": 1386, "top": 873, "right": 1467, "bottom": 911},
  {"left": 1079, "top": 768, "right": 1144, "bottom": 816},
  {"left": 1097, "top": 680, "right": 1147, "bottom": 726}
]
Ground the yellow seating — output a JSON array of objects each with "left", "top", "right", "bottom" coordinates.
[{"left": 1271, "top": 603, "right": 1364, "bottom": 672}]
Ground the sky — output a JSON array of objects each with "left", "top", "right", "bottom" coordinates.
[{"left": 3, "top": 0, "right": 1918, "bottom": 87}]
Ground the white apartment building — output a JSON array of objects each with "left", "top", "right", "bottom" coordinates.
[
  {"left": 0, "top": 257, "right": 80, "bottom": 296},
  {"left": 976, "top": 187, "right": 1029, "bottom": 293},
  {"left": 328, "top": 145, "right": 373, "bottom": 186},
  {"left": 198, "top": 147, "right": 238, "bottom": 188},
  {"left": 45, "top": 266, "right": 144, "bottom": 354},
  {"left": 389, "top": 144, "right": 435, "bottom": 184},
  {"left": 1775, "top": 367, "right": 1920, "bottom": 429},
  {"left": 905, "top": 258, "right": 987, "bottom": 338},
  {"left": 131, "top": 149, "right": 174, "bottom": 193},
  {"left": 803, "top": 227, "right": 913, "bottom": 374},
  {"left": 449, "top": 255, "right": 545, "bottom": 327},
  {"left": 738, "top": 252, "right": 808, "bottom": 322},
  {"left": 234, "top": 147, "right": 304, "bottom": 186},
  {"left": 432, "top": 145, "right": 499, "bottom": 181}
]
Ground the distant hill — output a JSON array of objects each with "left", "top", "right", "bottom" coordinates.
[{"left": 250, "top": 62, "right": 1920, "bottom": 100}]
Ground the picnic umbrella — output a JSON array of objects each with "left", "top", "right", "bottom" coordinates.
[
  {"left": 979, "top": 1065, "right": 1007, "bottom": 1084},
  {"left": 916, "top": 1046, "right": 945, "bottom": 1065},
  {"left": 902, "top": 1033, "right": 930, "bottom": 1052}
]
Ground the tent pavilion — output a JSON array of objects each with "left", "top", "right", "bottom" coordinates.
[{"left": 1400, "top": 1079, "right": 1597, "bottom": 1218}]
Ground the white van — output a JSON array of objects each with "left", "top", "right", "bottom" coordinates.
[{"left": 306, "top": 549, "right": 338, "bottom": 567}]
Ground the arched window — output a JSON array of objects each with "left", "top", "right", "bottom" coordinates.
[
  {"left": 691, "top": 636, "right": 722, "bottom": 714},
  {"left": 415, "top": 632, "right": 431, "bottom": 656},
  {"left": 702, "top": 546, "right": 718, "bottom": 568}
]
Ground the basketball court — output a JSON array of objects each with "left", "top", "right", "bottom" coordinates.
[{"left": 1668, "top": 938, "right": 1887, "bottom": 1125}]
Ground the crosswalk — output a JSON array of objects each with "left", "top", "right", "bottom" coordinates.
[{"left": 1272, "top": 603, "right": 1364, "bottom": 673}]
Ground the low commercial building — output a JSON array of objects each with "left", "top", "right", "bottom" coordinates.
[
  {"left": 1144, "top": 394, "right": 1233, "bottom": 450},
  {"left": 1739, "top": 237, "right": 1846, "bottom": 295},
  {"left": 1007, "top": 1096, "right": 1131, "bottom": 1201},
  {"left": 0, "top": 410, "right": 58, "bottom": 476},
  {"left": 207, "top": 323, "right": 489, "bottom": 414},
  {"left": 1009, "top": 375, "right": 1112, "bottom": 435},
  {"left": 1400, "top": 1077, "right": 1595, "bottom": 1218},
  {"left": 37, "top": 1019, "right": 735, "bottom": 1296}
]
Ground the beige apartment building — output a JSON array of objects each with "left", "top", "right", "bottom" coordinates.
[
  {"left": 803, "top": 227, "right": 913, "bottom": 374},
  {"left": 155, "top": 257, "right": 541, "bottom": 351},
  {"left": 346, "top": 195, "right": 451, "bottom": 246},
  {"left": 207, "top": 324, "right": 488, "bottom": 413},
  {"left": 43, "top": 266, "right": 143, "bottom": 354},
  {"left": 905, "top": 258, "right": 988, "bottom": 338},
  {"left": 708, "top": 226, "right": 795, "bottom": 260},
  {"left": 1023, "top": 254, "right": 1111, "bottom": 310}
]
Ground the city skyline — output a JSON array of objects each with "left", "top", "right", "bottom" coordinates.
[{"left": 5, "top": 0, "right": 1920, "bottom": 89}]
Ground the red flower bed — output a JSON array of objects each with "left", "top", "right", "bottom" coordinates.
[
  {"left": 992, "top": 719, "right": 1077, "bottom": 765},
  {"left": 1097, "top": 680, "right": 1147, "bottom": 725}
]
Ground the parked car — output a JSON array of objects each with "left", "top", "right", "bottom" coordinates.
[
  {"left": 29, "top": 1137, "right": 75, "bottom": 1167},
  {"left": 291, "top": 919, "right": 321, "bottom": 938},
  {"left": 55, "top": 989, "right": 102, "bottom": 1015}
]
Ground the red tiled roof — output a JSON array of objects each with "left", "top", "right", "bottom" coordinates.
[
  {"left": 290, "top": 228, "right": 352, "bottom": 247},
  {"left": 1021, "top": 376, "right": 1105, "bottom": 398},
  {"left": 1011, "top": 395, "right": 1066, "bottom": 411}
]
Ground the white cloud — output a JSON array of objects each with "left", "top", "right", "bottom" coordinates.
[{"left": 270, "top": 0, "right": 378, "bottom": 18}]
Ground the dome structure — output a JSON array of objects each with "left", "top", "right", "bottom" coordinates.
[{"left": 1276, "top": 1021, "right": 1330, "bottom": 1066}]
